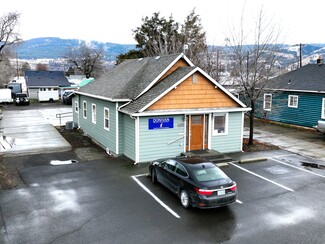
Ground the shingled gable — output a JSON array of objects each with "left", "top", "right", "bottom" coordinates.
[
  {"left": 25, "top": 70, "right": 70, "bottom": 87},
  {"left": 120, "top": 66, "right": 247, "bottom": 115},
  {"left": 265, "top": 64, "right": 325, "bottom": 92},
  {"left": 76, "top": 53, "right": 194, "bottom": 101}
]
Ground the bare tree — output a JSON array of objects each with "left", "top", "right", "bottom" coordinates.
[
  {"left": 201, "top": 46, "right": 224, "bottom": 82},
  {"left": 0, "top": 12, "right": 21, "bottom": 86},
  {"left": 0, "top": 12, "right": 21, "bottom": 59},
  {"left": 227, "top": 8, "right": 284, "bottom": 145},
  {"left": 0, "top": 54, "right": 15, "bottom": 87},
  {"left": 66, "top": 42, "right": 104, "bottom": 78},
  {"left": 36, "top": 63, "right": 48, "bottom": 71}
]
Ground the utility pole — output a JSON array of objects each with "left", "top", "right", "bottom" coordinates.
[
  {"left": 299, "top": 43, "right": 302, "bottom": 68},
  {"left": 16, "top": 53, "right": 19, "bottom": 78}
]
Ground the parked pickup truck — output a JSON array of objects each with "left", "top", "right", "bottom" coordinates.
[
  {"left": 38, "top": 90, "right": 59, "bottom": 102},
  {"left": 15, "top": 93, "right": 30, "bottom": 106}
]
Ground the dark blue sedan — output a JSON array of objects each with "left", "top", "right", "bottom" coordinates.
[{"left": 149, "top": 157, "right": 237, "bottom": 209}]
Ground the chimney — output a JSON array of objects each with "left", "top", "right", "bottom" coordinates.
[{"left": 317, "top": 55, "right": 323, "bottom": 66}]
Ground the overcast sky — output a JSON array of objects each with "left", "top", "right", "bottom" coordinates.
[{"left": 2, "top": 0, "right": 324, "bottom": 45}]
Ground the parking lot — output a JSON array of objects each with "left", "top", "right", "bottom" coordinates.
[
  {"left": 1, "top": 103, "right": 325, "bottom": 243},
  {"left": 1, "top": 149, "right": 325, "bottom": 243}
]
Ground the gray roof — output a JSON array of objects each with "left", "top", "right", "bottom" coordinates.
[
  {"left": 25, "top": 71, "right": 70, "bottom": 87},
  {"left": 77, "top": 53, "right": 183, "bottom": 100},
  {"left": 121, "top": 66, "right": 197, "bottom": 114},
  {"left": 266, "top": 64, "right": 325, "bottom": 92}
]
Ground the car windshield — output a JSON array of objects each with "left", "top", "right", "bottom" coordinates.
[{"left": 192, "top": 166, "right": 228, "bottom": 182}]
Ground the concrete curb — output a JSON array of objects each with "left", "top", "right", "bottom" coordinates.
[{"left": 239, "top": 157, "right": 267, "bottom": 164}]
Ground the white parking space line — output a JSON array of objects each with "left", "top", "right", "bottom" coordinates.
[
  {"left": 229, "top": 162, "right": 294, "bottom": 192},
  {"left": 131, "top": 175, "right": 180, "bottom": 219},
  {"left": 236, "top": 200, "right": 243, "bottom": 204},
  {"left": 270, "top": 158, "right": 325, "bottom": 179}
]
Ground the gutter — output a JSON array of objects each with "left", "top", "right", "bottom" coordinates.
[{"left": 119, "top": 107, "right": 252, "bottom": 117}]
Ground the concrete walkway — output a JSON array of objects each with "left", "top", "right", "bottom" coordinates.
[
  {"left": 0, "top": 107, "right": 72, "bottom": 155},
  {"left": 244, "top": 119, "right": 325, "bottom": 161}
]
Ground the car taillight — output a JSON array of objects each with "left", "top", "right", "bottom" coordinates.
[
  {"left": 230, "top": 184, "right": 237, "bottom": 192},
  {"left": 194, "top": 187, "right": 214, "bottom": 195}
]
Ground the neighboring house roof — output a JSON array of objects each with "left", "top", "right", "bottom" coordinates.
[
  {"left": 78, "top": 78, "right": 95, "bottom": 88},
  {"left": 25, "top": 71, "right": 70, "bottom": 87},
  {"left": 266, "top": 64, "right": 325, "bottom": 92},
  {"left": 77, "top": 53, "right": 193, "bottom": 101}
]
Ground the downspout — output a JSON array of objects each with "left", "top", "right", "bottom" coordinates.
[
  {"left": 77, "top": 94, "right": 80, "bottom": 128},
  {"left": 129, "top": 114, "right": 139, "bottom": 165},
  {"left": 116, "top": 102, "right": 119, "bottom": 155}
]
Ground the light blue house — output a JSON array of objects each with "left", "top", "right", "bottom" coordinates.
[{"left": 73, "top": 53, "right": 250, "bottom": 163}]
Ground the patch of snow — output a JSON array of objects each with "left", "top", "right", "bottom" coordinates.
[{"left": 50, "top": 159, "right": 77, "bottom": 165}]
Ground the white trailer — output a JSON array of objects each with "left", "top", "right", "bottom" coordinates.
[
  {"left": 0, "top": 89, "right": 13, "bottom": 103},
  {"left": 38, "top": 90, "right": 59, "bottom": 102}
]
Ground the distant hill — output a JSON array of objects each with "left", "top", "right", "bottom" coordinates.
[
  {"left": 12, "top": 37, "right": 325, "bottom": 68},
  {"left": 13, "top": 37, "right": 136, "bottom": 61}
]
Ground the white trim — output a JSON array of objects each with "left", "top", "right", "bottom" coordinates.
[
  {"left": 183, "top": 115, "right": 186, "bottom": 153},
  {"left": 322, "top": 98, "right": 325, "bottom": 119},
  {"left": 74, "top": 100, "right": 79, "bottom": 113},
  {"left": 74, "top": 91, "right": 130, "bottom": 102},
  {"left": 195, "top": 67, "right": 247, "bottom": 108},
  {"left": 263, "top": 94, "right": 272, "bottom": 111},
  {"left": 288, "top": 95, "right": 298, "bottom": 108},
  {"left": 240, "top": 112, "right": 244, "bottom": 152},
  {"left": 116, "top": 103, "right": 119, "bottom": 155},
  {"left": 83, "top": 101, "right": 87, "bottom": 119},
  {"left": 208, "top": 114, "right": 212, "bottom": 149},
  {"left": 104, "top": 107, "right": 110, "bottom": 131},
  {"left": 91, "top": 103, "right": 96, "bottom": 124},
  {"left": 264, "top": 88, "right": 325, "bottom": 94},
  {"left": 126, "top": 107, "right": 251, "bottom": 117},
  {"left": 135, "top": 116, "right": 140, "bottom": 164},
  {"left": 212, "top": 113, "right": 229, "bottom": 136},
  {"left": 135, "top": 53, "right": 194, "bottom": 100}
]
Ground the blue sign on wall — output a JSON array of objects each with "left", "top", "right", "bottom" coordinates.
[{"left": 148, "top": 117, "right": 174, "bottom": 130}]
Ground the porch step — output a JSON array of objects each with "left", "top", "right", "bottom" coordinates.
[{"left": 181, "top": 149, "right": 232, "bottom": 164}]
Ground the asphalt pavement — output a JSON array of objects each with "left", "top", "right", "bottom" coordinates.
[{"left": 1, "top": 105, "right": 325, "bottom": 243}]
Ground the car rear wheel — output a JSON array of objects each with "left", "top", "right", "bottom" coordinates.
[
  {"left": 151, "top": 169, "right": 157, "bottom": 184},
  {"left": 180, "top": 190, "right": 190, "bottom": 208}
]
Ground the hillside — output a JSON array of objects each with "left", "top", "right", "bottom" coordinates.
[
  {"left": 12, "top": 37, "right": 325, "bottom": 67},
  {"left": 13, "top": 37, "right": 136, "bottom": 61}
]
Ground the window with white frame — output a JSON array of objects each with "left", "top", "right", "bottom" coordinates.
[
  {"left": 288, "top": 95, "right": 298, "bottom": 108},
  {"left": 83, "top": 101, "right": 87, "bottom": 118},
  {"left": 263, "top": 94, "right": 272, "bottom": 111},
  {"left": 322, "top": 98, "right": 325, "bottom": 119},
  {"left": 75, "top": 101, "right": 79, "bottom": 113},
  {"left": 92, "top": 104, "right": 96, "bottom": 124},
  {"left": 104, "top": 107, "right": 110, "bottom": 130},
  {"left": 213, "top": 113, "right": 228, "bottom": 135}
]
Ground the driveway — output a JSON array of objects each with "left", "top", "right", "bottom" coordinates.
[
  {"left": 244, "top": 119, "right": 325, "bottom": 162},
  {"left": 0, "top": 103, "right": 72, "bottom": 155}
]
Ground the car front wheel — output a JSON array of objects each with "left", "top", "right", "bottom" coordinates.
[
  {"left": 180, "top": 190, "right": 190, "bottom": 208},
  {"left": 151, "top": 169, "right": 157, "bottom": 184}
]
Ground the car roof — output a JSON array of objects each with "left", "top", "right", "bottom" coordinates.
[{"left": 170, "top": 157, "right": 215, "bottom": 169}]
